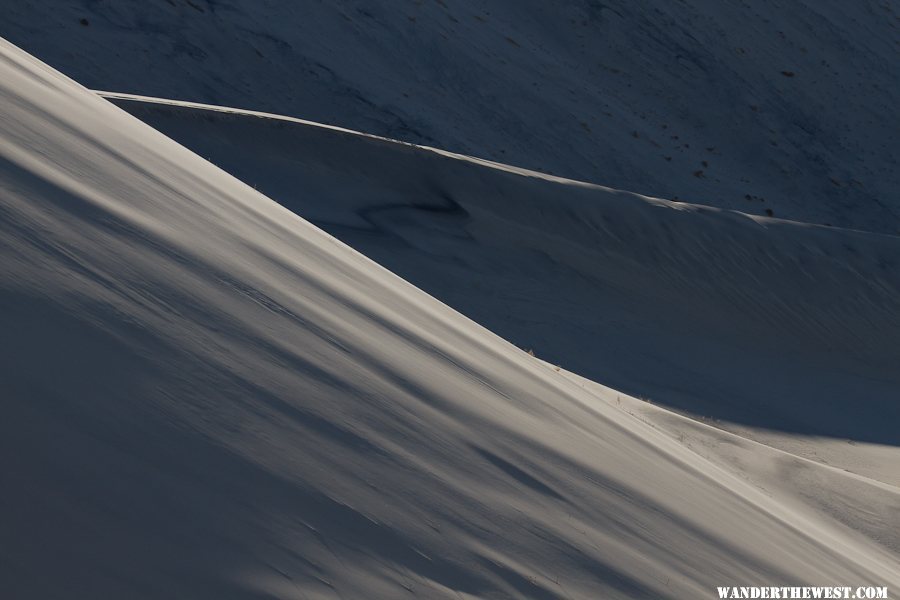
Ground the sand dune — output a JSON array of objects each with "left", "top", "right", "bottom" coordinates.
[{"left": 2, "top": 38, "right": 898, "bottom": 599}]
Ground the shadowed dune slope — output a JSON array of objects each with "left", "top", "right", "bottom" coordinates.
[{"left": 3, "top": 0, "right": 900, "bottom": 232}]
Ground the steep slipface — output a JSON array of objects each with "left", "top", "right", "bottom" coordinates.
[
  {"left": 1, "top": 39, "right": 898, "bottom": 599},
  {"left": 3, "top": 0, "right": 899, "bottom": 232},
  {"left": 105, "top": 95, "right": 900, "bottom": 487}
]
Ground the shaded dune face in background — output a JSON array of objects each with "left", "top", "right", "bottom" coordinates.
[{"left": 3, "top": 0, "right": 899, "bottom": 232}]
